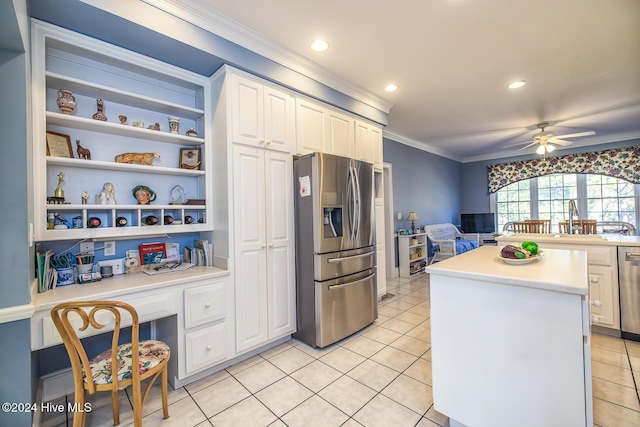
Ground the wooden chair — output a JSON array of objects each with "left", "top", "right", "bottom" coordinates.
[
  {"left": 524, "top": 219, "right": 551, "bottom": 233},
  {"left": 512, "top": 222, "right": 528, "bottom": 233},
  {"left": 51, "top": 301, "right": 170, "bottom": 427},
  {"left": 558, "top": 219, "right": 598, "bottom": 234}
]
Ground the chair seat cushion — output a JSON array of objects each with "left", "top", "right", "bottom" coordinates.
[
  {"left": 88, "top": 340, "right": 170, "bottom": 385},
  {"left": 431, "top": 239, "right": 479, "bottom": 256}
]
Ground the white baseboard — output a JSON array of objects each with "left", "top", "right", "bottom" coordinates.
[{"left": 40, "top": 367, "right": 74, "bottom": 403}]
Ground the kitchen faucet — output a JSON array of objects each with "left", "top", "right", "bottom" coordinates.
[{"left": 567, "top": 199, "right": 580, "bottom": 234}]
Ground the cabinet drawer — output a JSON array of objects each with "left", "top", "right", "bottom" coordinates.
[
  {"left": 39, "top": 292, "right": 175, "bottom": 349},
  {"left": 585, "top": 246, "right": 614, "bottom": 266},
  {"left": 184, "top": 280, "right": 227, "bottom": 329},
  {"left": 185, "top": 323, "right": 228, "bottom": 374}
]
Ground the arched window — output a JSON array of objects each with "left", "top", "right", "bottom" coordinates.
[{"left": 494, "top": 173, "right": 639, "bottom": 233}]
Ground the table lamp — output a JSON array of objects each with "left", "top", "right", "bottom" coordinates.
[{"left": 406, "top": 212, "right": 419, "bottom": 234}]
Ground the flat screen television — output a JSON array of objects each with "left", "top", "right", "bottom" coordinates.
[{"left": 460, "top": 213, "right": 495, "bottom": 233}]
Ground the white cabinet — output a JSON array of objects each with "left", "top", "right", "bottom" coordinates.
[
  {"left": 295, "top": 98, "right": 356, "bottom": 158},
  {"left": 398, "top": 233, "right": 428, "bottom": 278},
  {"left": 31, "top": 21, "right": 212, "bottom": 241},
  {"left": 182, "top": 278, "right": 233, "bottom": 376},
  {"left": 230, "top": 73, "right": 295, "bottom": 153},
  {"left": 232, "top": 145, "right": 296, "bottom": 353},
  {"left": 355, "top": 119, "right": 383, "bottom": 168}
]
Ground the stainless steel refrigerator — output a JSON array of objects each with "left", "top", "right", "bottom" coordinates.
[{"left": 293, "top": 152, "right": 377, "bottom": 348}]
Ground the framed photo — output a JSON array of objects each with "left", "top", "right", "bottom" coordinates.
[
  {"left": 46, "top": 131, "right": 73, "bottom": 158},
  {"left": 179, "top": 147, "right": 201, "bottom": 170}
]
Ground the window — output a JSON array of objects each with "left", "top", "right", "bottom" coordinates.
[{"left": 494, "top": 174, "right": 639, "bottom": 233}]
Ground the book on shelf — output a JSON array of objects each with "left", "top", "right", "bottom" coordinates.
[
  {"left": 184, "top": 239, "right": 213, "bottom": 266},
  {"left": 138, "top": 242, "right": 166, "bottom": 265}
]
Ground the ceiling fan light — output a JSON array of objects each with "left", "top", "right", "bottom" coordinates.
[
  {"left": 536, "top": 145, "right": 546, "bottom": 155},
  {"left": 546, "top": 144, "right": 556, "bottom": 153},
  {"left": 508, "top": 80, "right": 527, "bottom": 89}
]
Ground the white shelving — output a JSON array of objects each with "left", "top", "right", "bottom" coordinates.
[
  {"left": 32, "top": 21, "right": 212, "bottom": 241},
  {"left": 398, "top": 233, "right": 428, "bottom": 278}
]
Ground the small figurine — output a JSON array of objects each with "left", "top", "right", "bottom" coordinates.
[
  {"left": 76, "top": 140, "right": 91, "bottom": 160},
  {"left": 170, "top": 184, "right": 187, "bottom": 204},
  {"left": 147, "top": 123, "right": 160, "bottom": 131},
  {"left": 119, "top": 115, "right": 128, "bottom": 125},
  {"left": 81, "top": 190, "right": 89, "bottom": 204},
  {"left": 132, "top": 185, "right": 156, "bottom": 205},
  {"left": 54, "top": 172, "right": 65, "bottom": 198},
  {"left": 92, "top": 98, "right": 107, "bottom": 121},
  {"left": 185, "top": 128, "right": 198, "bottom": 137},
  {"left": 99, "top": 183, "right": 117, "bottom": 205},
  {"left": 114, "top": 152, "right": 160, "bottom": 166}
]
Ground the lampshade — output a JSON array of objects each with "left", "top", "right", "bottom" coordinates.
[{"left": 406, "top": 212, "right": 419, "bottom": 221}]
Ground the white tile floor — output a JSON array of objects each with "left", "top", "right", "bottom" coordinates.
[{"left": 43, "top": 274, "right": 640, "bottom": 427}]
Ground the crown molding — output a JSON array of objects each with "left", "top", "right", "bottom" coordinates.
[
  {"left": 383, "top": 130, "right": 463, "bottom": 163},
  {"left": 142, "top": 0, "right": 393, "bottom": 115}
]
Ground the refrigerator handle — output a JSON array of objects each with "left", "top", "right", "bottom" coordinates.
[
  {"left": 353, "top": 162, "right": 361, "bottom": 240},
  {"left": 348, "top": 163, "right": 357, "bottom": 240},
  {"left": 327, "top": 250, "right": 376, "bottom": 263},
  {"left": 328, "top": 272, "right": 376, "bottom": 290}
]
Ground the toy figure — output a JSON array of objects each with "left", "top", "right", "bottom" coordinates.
[{"left": 99, "top": 183, "right": 117, "bottom": 205}]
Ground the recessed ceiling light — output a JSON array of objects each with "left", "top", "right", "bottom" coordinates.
[
  {"left": 508, "top": 80, "right": 527, "bottom": 89},
  {"left": 384, "top": 84, "right": 399, "bottom": 92},
  {"left": 310, "top": 39, "right": 329, "bottom": 52}
]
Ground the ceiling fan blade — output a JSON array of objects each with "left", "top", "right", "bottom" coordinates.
[
  {"left": 503, "top": 140, "right": 534, "bottom": 148},
  {"left": 519, "top": 141, "right": 539, "bottom": 150},
  {"left": 551, "top": 139, "right": 573, "bottom": 146},
  {"left": 552, "top": 131, "right": 596, "bottom": 139}
]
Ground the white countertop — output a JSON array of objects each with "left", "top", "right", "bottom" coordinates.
[
  {"left": 496, "top": 233, "right": 640, "bottom": 246},
  {"left": 32, "top": 266, "right": 230, "bottom": 312},
  {"left": 425, "top": 245, "right": 588, "bottom": 296}
]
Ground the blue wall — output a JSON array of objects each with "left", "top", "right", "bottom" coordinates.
[
  {"left": 383, "top": 138, "right": 463, "bottom": 230},
  {"left": 461, "top": 139, "right": 640, "bottom": 213}
]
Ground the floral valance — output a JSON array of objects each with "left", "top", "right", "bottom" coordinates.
[{"left": 488, "top": 145, "right": 640, "bottom": 193}]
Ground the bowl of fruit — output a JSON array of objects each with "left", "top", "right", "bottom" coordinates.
[{"left": 497, "top": 241, "right": 543, "bottom": 265}]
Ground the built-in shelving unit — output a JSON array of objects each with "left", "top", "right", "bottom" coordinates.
[{"left": 32, "top": 21, "right": 212, "bottom": 241}]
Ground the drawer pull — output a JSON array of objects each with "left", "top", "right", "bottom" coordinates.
[
  {"left": 591, "top": 315, "right": 600, "bottom": 324},
  {"left": 206, "top": 345, "right": 212, "bottom": 351},
  {"left": 591, "top": 300, "right": 602, "bottom": 307},
  {"left": 589, "top": 276, "right": 599, "bottom": 283},
  {"left": 205, "top": 302, "right": 211, "bottom": 308}
]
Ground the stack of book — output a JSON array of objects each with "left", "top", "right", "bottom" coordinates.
[{"left": 183, "top": 239, "right": 212, "bottom": 266}]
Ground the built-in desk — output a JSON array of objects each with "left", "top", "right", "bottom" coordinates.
[{"left": 31, "top": 266, "right": 235, "bottom": 395}]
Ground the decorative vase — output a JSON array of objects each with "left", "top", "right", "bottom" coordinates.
[
  {"left": 168, "top": 117, "right": 179, "bottom": 134},
  {"left": 56, "top": 89, "right": 76, "bottom": 114},
  {"left": 92, "top": 99, "right": 107, "bottom": 121}
]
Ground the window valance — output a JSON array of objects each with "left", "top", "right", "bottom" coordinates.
[{"left": 488, "top": 145, "right": 640, "bottom": 193}]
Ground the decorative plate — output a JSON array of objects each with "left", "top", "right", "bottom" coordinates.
[{"left": 497, "top": 250, "right": 544, "bottom": 265}]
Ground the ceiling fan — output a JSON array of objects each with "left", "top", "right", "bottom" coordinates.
[{"left": 505, "top": 122, "right": 596, "bottom": 155}]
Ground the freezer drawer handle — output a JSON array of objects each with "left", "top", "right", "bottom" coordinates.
[
  {"left": 327, "top": 251, "right": 375, "bottom": 263},
  {"left": 626, "top": 252, "right": 640, "bottom": 261},
  {"left": 328, "top": 273, "right": 376, "bottom": 290}
]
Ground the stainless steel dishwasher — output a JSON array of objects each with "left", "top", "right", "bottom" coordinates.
[{"left": 619, "top": 246, "right": 640, "bottom": 341}]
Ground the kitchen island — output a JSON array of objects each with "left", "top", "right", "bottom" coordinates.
[
  {"left": 497, "top": 233, "right": 640, "bottom": 331},
  {"left": 425, "top": 245, "right": 592, "bottom": 427}
]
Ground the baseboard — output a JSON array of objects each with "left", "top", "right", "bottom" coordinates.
[{"left": 40, "top": 367, "right": 74, "bottom": 403}]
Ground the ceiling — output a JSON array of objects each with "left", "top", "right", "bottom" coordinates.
[{"left": 195, "top": 0, "right": 640, "bottom": 162}]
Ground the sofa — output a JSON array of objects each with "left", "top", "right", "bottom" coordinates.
[{"left": 424, "top": 223, "right": 479, "bottom": 264}]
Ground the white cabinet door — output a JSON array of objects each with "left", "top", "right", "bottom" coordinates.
[
  {"left": 588, "top": 264, "right": 616, "bottom": 328},
  {"left": 296, "top": 98, "right": 326, "bottom": 154},
  {"left": 354, "top": 120, "right": 377, "bottom": 165},
  {"left": 265, "top": 151, "right": 296, "bottom": 337},
  {"left": 264, "top": 86, "right": 295, "bottom": 153},
  {"left": 233, "top": 146, "right": 296, "bottom": 352},
  {"left": 231, "top": 75, "right": 264, "bottom": 147},
  {"left": 233, "top": 146, "right": 269, "bottom": 352},
  {"left": 327, "top": 110, "right": 354, "bottom": 158},
  {"left": 372, "top": 125, "right": 383, "bottom": 168},
  {"left": 231, "top": 74, "right": 295, "bottom": 153}
]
